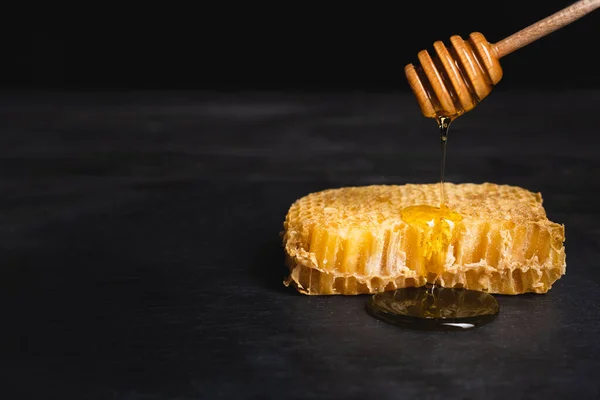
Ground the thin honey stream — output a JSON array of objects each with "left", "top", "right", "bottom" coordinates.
[{"left": 438, "top": 116, "right": 451, "bottom": 208}]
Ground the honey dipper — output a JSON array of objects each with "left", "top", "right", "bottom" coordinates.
[{"left": 405, "top": 0, "right": 600, "bottom": 119}]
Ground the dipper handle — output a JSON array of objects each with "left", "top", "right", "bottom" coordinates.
[{"left": 495, "top": 0, "right": 600, "bottom": 58}]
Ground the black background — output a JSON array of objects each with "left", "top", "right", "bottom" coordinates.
[{"left": 4, "top": 0, "right": 600, "bottom": 92}]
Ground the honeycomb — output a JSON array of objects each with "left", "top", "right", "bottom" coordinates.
[{"left": 282, "top": 183, "right": 566, "bottom": 295}]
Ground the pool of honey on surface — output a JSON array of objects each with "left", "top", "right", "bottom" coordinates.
[{"left": 366, "top": 284, "right": 500, "bottom": 331}]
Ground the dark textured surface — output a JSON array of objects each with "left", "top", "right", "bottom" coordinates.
[{"left": 0, "top": 90, "right": 599, "bottom": 399}]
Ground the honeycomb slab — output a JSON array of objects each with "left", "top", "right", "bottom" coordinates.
[{"left": 282, "top": 183, "right": 566, "bottom": 295}]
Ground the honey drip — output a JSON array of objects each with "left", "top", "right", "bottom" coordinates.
[
  {"left": 438, "top": 116, "right": 451, "bottom": 207},
  {"left": 366, "top": 116, "right": 500, "bottom": 330},
  {"left": 400, "top": 204, "right": 462, "bottom": 281}
]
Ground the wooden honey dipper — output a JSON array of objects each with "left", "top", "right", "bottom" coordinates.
[{"left": 405, "top": 0, "right": 600, "bottom": 119}]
